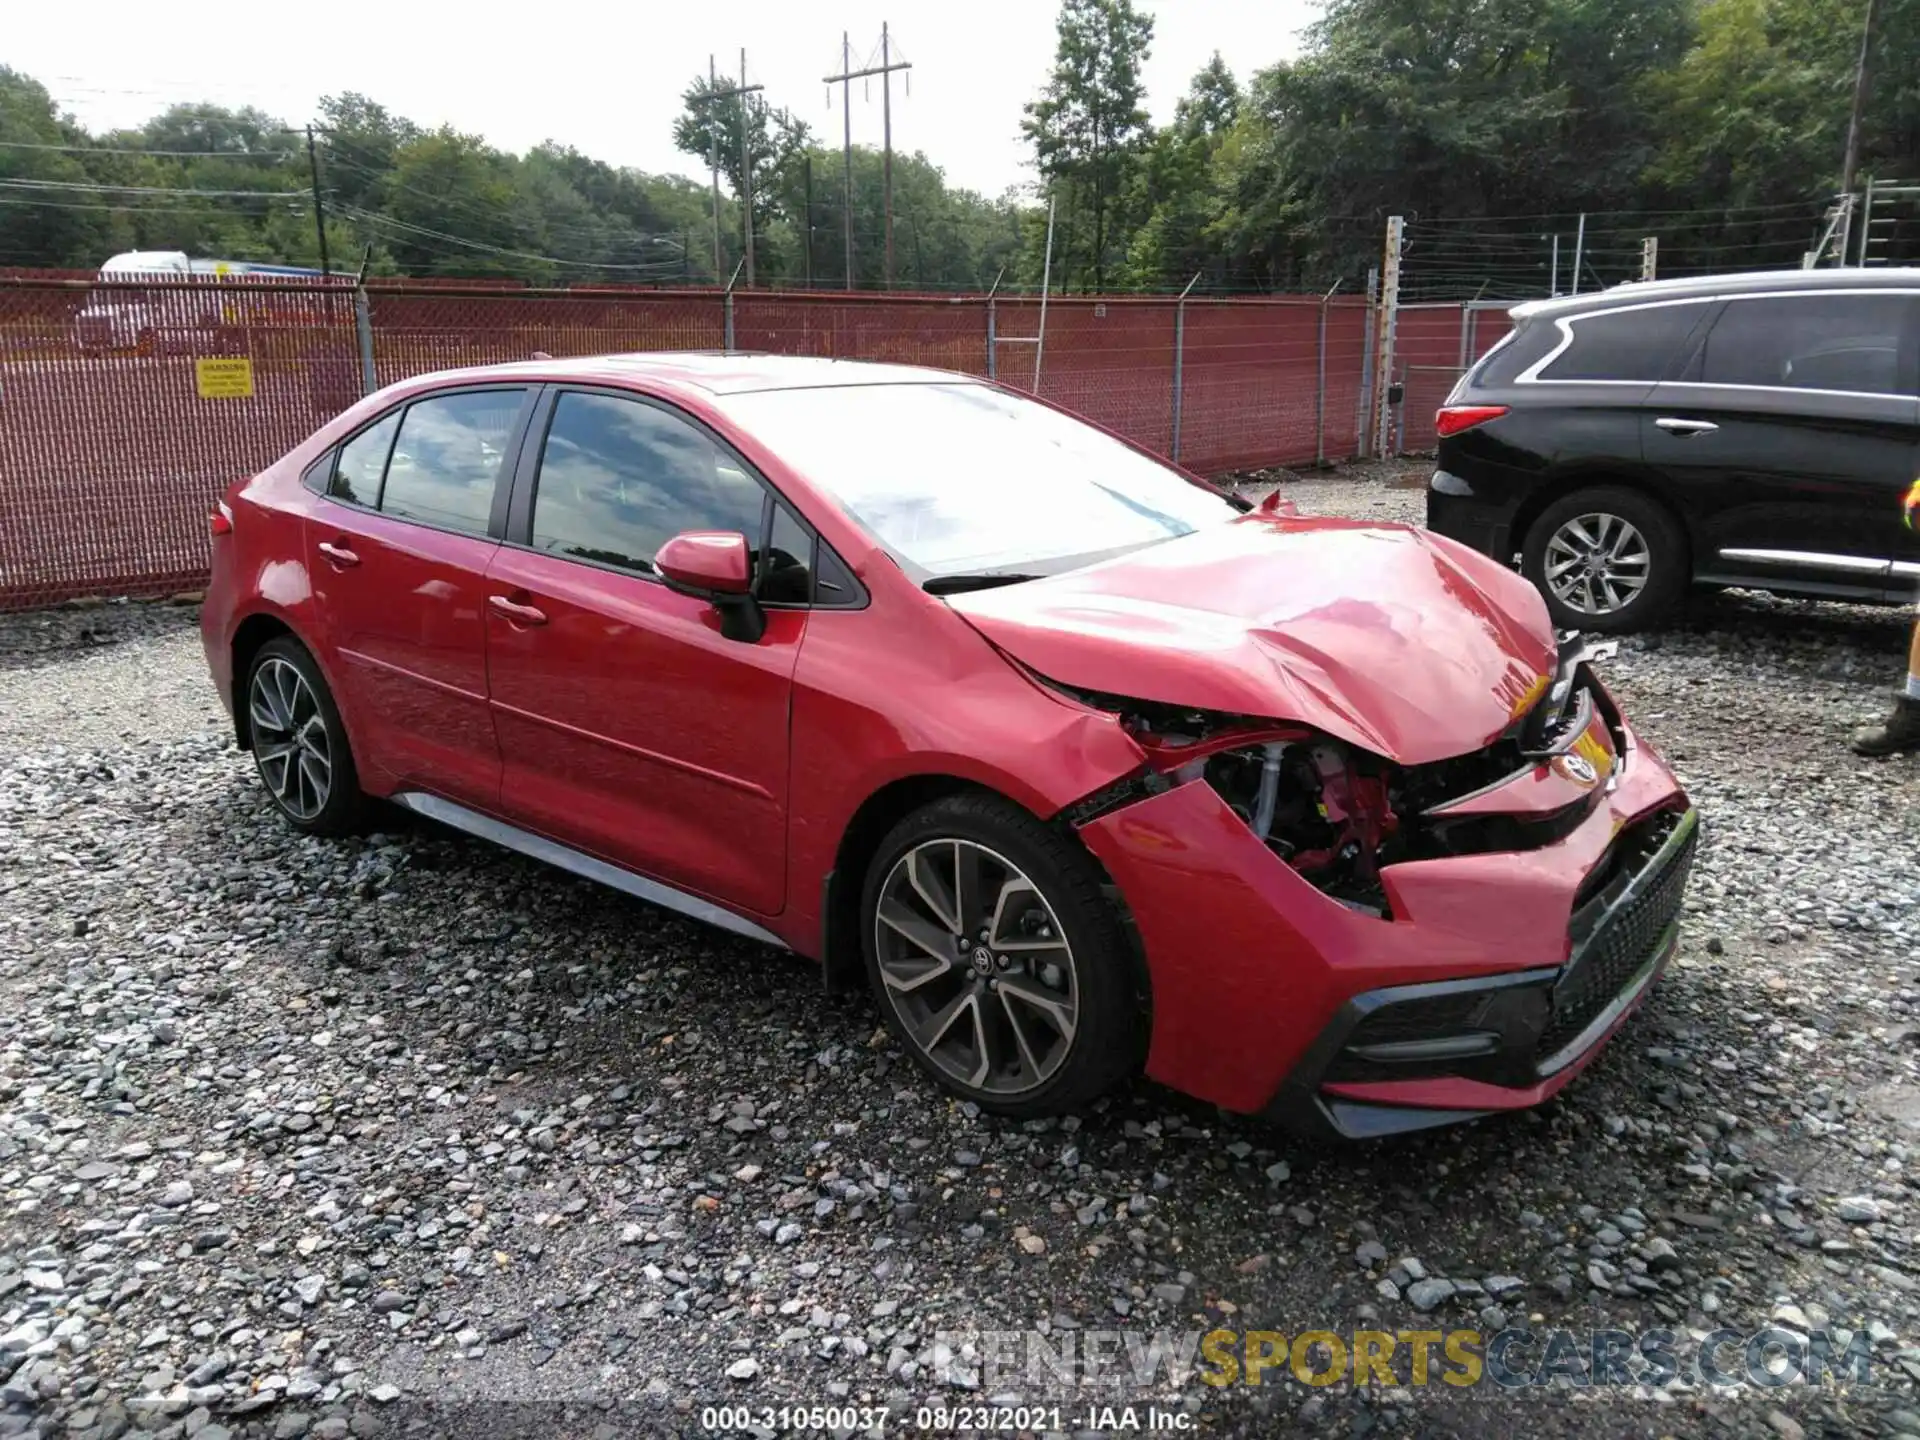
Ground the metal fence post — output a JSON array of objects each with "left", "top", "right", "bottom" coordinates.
[
  {"left": 986, "top": 296, "right": 997, "bottom": 379},
  {"left": 1356, "top": 267, "right": 1378, "bottom": 459},
  {"left": 353, "top": 286, "right": 377, "bottom": 396},
  {"left": 1373, "top": 217, "right": 1404, "bottom": 458},
  {"left": 1315, "top": 279, "right": 1340, "bottom": 468},
  {"left": 1171, "top": 274, "right": 1199, "bottom": 463},
  {"left": 723, "top": 259, "right": 743, "bottom": 350}
]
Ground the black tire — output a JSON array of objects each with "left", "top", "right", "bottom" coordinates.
[
  {"left": 1521, "top": 486, "right": 1687, "bottom": 634},
  {"left": 860, "top": 792, "right": 1145, "bottom": 1118},
  {"left": 243, "top": 636, "right": 368, "bottom": 837}
]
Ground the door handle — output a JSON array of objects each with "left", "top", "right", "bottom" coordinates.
[
  {"left": 488, "top": 594, "right": 549, "bottom": 626},
  {"left": 316, "top": 540, "right": 360, "bottom": 568},
  {"left": 1654, "top": 417, "right": 1718, "bottom": 436}
]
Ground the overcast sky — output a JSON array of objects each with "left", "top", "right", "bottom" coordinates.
[{"left": 10, "top": 0, "right": 1320, "bottom": 198}]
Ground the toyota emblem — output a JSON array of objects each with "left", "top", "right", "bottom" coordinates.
[{"left": 1554, "top": 753, "right": 1600, "bottom": 786}]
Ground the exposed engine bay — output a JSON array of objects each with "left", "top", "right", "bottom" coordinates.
[
  {"left": 1050, "top": 636, "right": 1624, "bottom": 920},
  {"left": 1186, "top": 739, "right": 1398, "bottom": 915}
]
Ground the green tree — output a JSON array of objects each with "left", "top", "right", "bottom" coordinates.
[
  {"left": 1022, "top": 0, "right": 1156, "bottom": 289},
  {"left": 379, "top": 127, "right": 544, "bottom": 278},
  {"left": 1648, "top": 0, "right": 1920, "bottom": 205},
  {"left": 769, "top": 144, "right": 1024, "bottom": 289},
  {"left": 0, "top": 67, "right": 109, "bottom": 266},
  {"left": 1123, "top": 54, "right": 1240, "bottom": 288},
  {"left": 672, "top": 75, "right": 813, "bottom": 269}
]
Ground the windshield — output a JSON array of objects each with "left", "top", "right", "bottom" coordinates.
[{"left": 718, "top": 382, "right": 1236, "bottom": 578}]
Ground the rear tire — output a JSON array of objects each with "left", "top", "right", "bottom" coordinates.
[
  {"left": 243, "top": 636, "right": 367, "bottom": 837},
  {"left": 1522, "top": 486, "right": 1687, "bottom": 634},
  {"left": 860, "top": 793, "right": 1145, "bottom": 1118}
]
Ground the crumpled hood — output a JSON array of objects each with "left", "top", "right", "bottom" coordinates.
[{"left": 949, "top": 512, "right": 1557, "bottom": 766}]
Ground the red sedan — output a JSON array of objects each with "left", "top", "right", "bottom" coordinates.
[{"left": 200, "top": 355, "right": 1697, "bottom": 1139}]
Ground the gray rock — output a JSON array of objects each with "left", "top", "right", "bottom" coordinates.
[{"left": 1406, "top": 1278, "right": 1456, "bottom": 1312}]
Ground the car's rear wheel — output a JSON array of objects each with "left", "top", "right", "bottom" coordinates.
[
  {"left": 1522, "top": 486, "right": 1686, "bottom": 633},
  {"left": 861, "top": 793, "right": 1144, "bottom": 1117},
  {"left": 244, "top": 636, "right": 367, "bottom": 837}
]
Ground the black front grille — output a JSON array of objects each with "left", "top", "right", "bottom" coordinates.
[{"left": 1535, "top": 810, "right": 1697, "bottom": 1065}]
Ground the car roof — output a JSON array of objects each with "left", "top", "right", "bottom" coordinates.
[
  {"left": 1509, "top": 266, "right": 1920, "bottom": 321},
  {"left": 401, "top": 351, "right": 977, "bottom": 396}
]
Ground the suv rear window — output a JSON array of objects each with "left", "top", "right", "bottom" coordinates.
[{"left": 1537, "top": 302, "right": 1709, "bottom": 382}]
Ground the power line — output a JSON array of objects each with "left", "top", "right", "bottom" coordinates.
[
  {"left": 0, "top": 139, "right": 299, "bottom": 158},
  {"left": 0, "top": 196, "right": 301, "bottom": 214},
  {"left": 340, "top": 206, "right": 689, "bottom": 271},
  {"left": 0, "top": 178, "right": 305, "bottom": 199}
]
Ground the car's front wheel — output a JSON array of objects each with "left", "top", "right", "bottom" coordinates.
[
  {"left": 861, "top": 793, "right": 1144, "bottom": 1117},
  {"left": 1522, "top": 486, "right": 1687, "bottom": 633},
  {"left": 244, "top": 636, "right": 367, "bottom": 837}
]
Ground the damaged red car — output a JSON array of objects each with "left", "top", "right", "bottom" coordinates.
[{"left": 201, "top": 355, "right": 1698, "bottom": 1138}]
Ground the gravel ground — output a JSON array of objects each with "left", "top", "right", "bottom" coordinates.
[{"left": 4, "top": 466, "right": 1920, "bottom": 1440}]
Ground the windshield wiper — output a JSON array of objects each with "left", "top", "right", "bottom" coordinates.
[{"left": 923, "top": 571, "right": 1045, "bottom": 596}]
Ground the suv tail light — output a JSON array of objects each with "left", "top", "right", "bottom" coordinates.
[
  {"left": 1435, "top": 405, "right": 1509, "bottom": 438},
  {"left": 209, "top": 502, "right": 233, "bottom": 537}
]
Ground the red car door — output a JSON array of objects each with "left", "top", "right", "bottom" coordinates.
[
  {"left": 305, "top": 386, "right": 532, "bottom": 808},
  {"left": 482, "top": 387, "right": 803, "bottom": 917}
]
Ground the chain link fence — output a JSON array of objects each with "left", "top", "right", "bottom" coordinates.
[{"left": 0, "top": 271, "right": 1495, "bottom": 610}]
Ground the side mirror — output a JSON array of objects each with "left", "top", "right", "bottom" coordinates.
[
  {"left": 656, "top": 530, "right": 752, "bottom": 597},
  {"left": 655, "top": 530, "right": 763, "bottom": 642}
]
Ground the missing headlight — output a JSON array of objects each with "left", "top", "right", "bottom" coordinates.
[{"left": 1201, "top": 737, "right": 1399, "bottom": 918}]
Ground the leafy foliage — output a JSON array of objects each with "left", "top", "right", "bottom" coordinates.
[
  {"left": 1020, "top": 0, "right": 1157, "bottom": 289},
  {"left": 6, "top": 0, "right": 1920, "bottom": 291}
]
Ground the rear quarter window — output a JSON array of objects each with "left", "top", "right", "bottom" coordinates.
[
  {"left": 1471, "top": 320, "right": 1559, "bottom": 387},
  {"left": 1537, "top": 302, "right": 1711, "bottom": 382}
]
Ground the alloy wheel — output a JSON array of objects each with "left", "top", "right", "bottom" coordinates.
[
  {"left": 873, "top": 838, "right": 1079, "bottom": 1097},
  {"left": 248, "top": 657, "right": 332, "bottom": 822},
  {"left": 1543, "top": 511, "right": 1651, "bottom": 616}
]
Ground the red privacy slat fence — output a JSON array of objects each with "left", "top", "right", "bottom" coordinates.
[{"left": 0, "top": 273, "right": 1503, "bottom": 610}]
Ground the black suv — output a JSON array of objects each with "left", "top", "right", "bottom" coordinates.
[{"left": 1427, "top": 268, "right": 1920, "bottom": 631}]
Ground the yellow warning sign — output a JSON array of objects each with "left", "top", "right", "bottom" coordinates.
[{"left": 195, "top": 357, "right": 254, "bottom": 399}]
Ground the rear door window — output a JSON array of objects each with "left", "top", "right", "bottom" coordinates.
[
  {"left": 1698, "top": 294, "right": 1907, "bottom": 395},
  {"left": 379, "top": 389, "right": 526, "bottom": 536},
  {"left": 1538, "top": 303, "right": 1710, "bottom": 382}
]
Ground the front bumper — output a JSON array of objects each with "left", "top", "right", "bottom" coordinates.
[
  {"left": 1075, "top": 682, "right": 1694, "bottom": 1130},
  {"left": 1267, "top": 805, "right": 1696, "bottom": 1138}
]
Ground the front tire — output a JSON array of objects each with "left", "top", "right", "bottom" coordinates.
[
  {"left": 244, "top": 636, "right": 367, "bottom": 837},
  {"left": 1522, "top": 486, "right": 1687, "bottom": 633},
  {"left": 860, "top": 793, "right": 1144, "bottom": 1117}
]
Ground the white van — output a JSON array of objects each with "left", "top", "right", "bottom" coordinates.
[{"left": 74, "top": 251, "right": 327, "bottom": 353}]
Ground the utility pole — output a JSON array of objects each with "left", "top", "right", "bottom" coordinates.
[
  {"left": 838, "top": 33, "right": 853, "bottom": 286},
  {"left": 702, "top": 55, "right": 764, "bottom": 288},
  {"left": 803, "top": 153, "right": 815, "bottom": 289},
  {"left": 304, "top": 126, "right": 330, "bottom": 274},
  {"left": 739, "top": 49, "right": 756, "bottom": 287},
  {"left": 1841, "top": 0, "right": 1882, "bottom": 201},
  {"left": 825, "top": 26, "right": 911, "bottom": 288}
]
